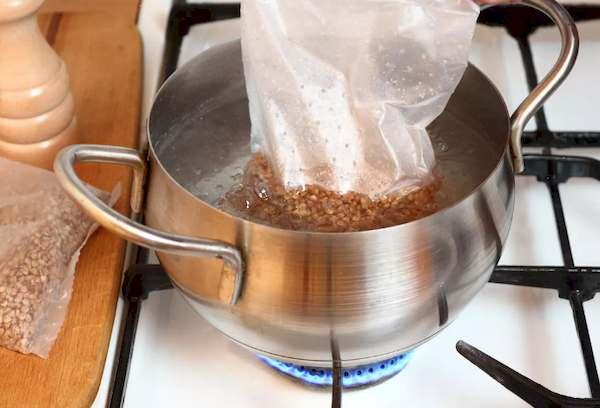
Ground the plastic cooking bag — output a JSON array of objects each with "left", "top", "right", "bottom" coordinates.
[
  {"left": 0, "top": 158, "right": 118, "bottom": 357},
  {"left": 241, "top": 0, "right": 479, "bottom": 197}
]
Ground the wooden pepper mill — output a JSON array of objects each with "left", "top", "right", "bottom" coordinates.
[{"left": 0, "top": 0, "right": 77, "bottom": 169}]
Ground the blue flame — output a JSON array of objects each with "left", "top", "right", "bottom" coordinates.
[{"left": 258, "top": 352, "right": 412, "bottom": 388}]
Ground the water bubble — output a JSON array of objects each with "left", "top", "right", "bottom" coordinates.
[
  {"left": 254, "top": 183, "right": 270, "bottom": 200},
  {"left": 244, "top": 199, "right": 251, "bottom": 209},
  {"left": 437, "top": 141, "right": 449, "bottom": 152}
]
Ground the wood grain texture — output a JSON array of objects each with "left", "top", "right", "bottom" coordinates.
[
  {"left": 41, "top": 0, "right": 141, "bottom": 22},
  {"left": 0, "top": 11, "right": 141, "bottom": 408}
]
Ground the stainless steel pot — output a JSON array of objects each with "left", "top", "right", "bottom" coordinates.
[{"left": 54, "top": 0, "right": 578, "bottom": 367}]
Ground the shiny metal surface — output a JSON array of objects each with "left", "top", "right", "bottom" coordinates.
[
  {"left": 54, "top": 145, "right": 244, "bottom": 305},
  {"left": 54, "top": 0, "right": 578, "bottom": 366},
  {"left": 505, "top": 0, "right": 579, "bottom": 173}
]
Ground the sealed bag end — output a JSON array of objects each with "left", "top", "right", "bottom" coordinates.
[{"left": 0, "top": 158, "right": 120, "bottom": 358}]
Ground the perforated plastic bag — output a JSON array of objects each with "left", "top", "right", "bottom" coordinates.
[
  {"left": 241, "top": 0, "right": 479, "bottom": 197},
  {"left": 0, "top": 158, "right": 119, "bottom": 357}
]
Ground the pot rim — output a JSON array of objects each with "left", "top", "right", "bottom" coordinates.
[{"left": 148, "top": 41, "right": 511, "bottom": 238}]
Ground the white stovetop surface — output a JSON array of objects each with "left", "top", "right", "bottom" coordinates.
[{"left": 91, "top": 1, "right": 600, "bottom": 407}]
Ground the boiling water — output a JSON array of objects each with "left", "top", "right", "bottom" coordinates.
[
  {"left": 217, "top": 153, "right": 443, "bottom": 232},
  {"left": 154, "top": 83, "right": 503, "bottom": 217}
]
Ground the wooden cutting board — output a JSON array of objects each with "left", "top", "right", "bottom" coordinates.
[
  {"left": 41, "top": 0, "right": 142, "bottom": 22},
  {"left": 0, "top": 10, "right": 141, "bottom": 408}
]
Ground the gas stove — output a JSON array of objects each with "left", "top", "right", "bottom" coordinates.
[{"left": 92, "top": 2, "right": 600, "bottom": 407}]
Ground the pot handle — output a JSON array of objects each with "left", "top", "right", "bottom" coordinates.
[
  {"left": 54, "top": 144, "right": 244, "bottom": 305},
  {"left": 487, "top": 0, "right": 579, "bottom": 173}
]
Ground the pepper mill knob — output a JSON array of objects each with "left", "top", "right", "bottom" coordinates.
[{"left": 0, "top": 0, "right": 77, "bottom": 169}]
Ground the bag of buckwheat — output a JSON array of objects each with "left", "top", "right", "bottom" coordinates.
[
  {"left": 242, "top": 0, "right": 478, "bottom": 197},
  {"left": 225, "top": 0, "right": 479, "bottom": 232},
  {"left": 0, "top": 158, "right": 119, "bottom": 357}
]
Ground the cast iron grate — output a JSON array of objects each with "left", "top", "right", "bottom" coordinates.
[{"left": 108, "top": 3, "right": 600, "bottom": 408}]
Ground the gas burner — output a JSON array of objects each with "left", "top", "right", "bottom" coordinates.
[{"left": 258, "top": 353, "right": 412, "bottom": 388}]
